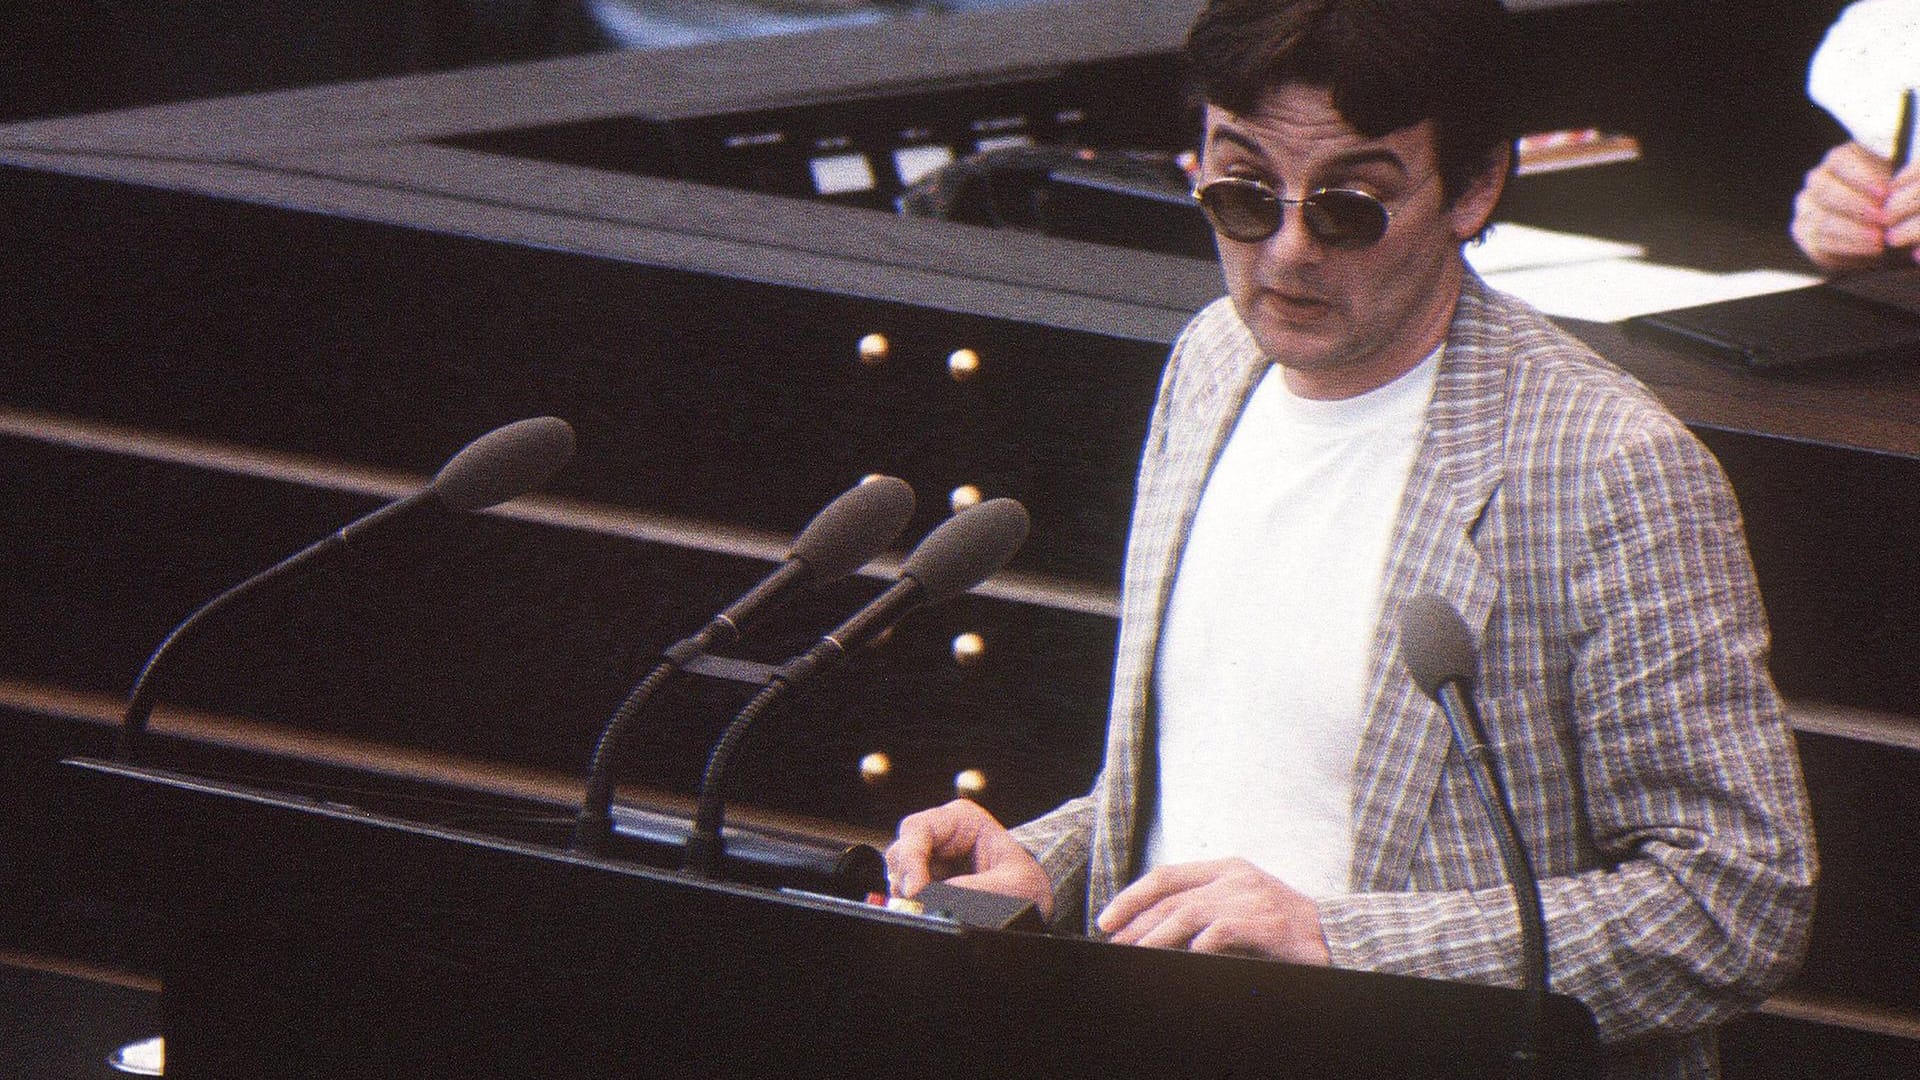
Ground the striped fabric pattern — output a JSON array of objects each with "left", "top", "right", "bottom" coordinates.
[{"left": 1009, "top": 272, "right": 1817, "bottom": 1080}]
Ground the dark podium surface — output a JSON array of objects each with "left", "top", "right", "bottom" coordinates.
[
  {"left": 0, "top": 959, "right": 159, "bottom": 1079},
  {"left": 70, "top": 757, "right": 1599, "bottom": 1080}
]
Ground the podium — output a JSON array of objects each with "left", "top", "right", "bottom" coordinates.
[{"left": 69, "top": 758, "right": 1598, "bottom": 1079}]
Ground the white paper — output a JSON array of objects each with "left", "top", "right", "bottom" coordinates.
[
  {"left": 1806, "top": 0, "right": 1920, "bottom": 159},
  {"left": 1482, "top": 259, "right": 1820, "bottom": 323},
  {"left": 1465, "top": 221, "right": 1645, "bottom": 273}
]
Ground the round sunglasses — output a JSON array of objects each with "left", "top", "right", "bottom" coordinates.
[{"left": 1192, "top": 176, "right": 1396, "bottom": 249}]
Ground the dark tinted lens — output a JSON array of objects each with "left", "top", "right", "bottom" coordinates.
[
  {"left": 1300, "top": 189, "right": 1391, "bottom": 248},
  {"left": 1196, "top": 180, "right": 1280, "bottom": 243},
  {"left": 1197, "top": 181, "right": 1391, "bottom": 248}
]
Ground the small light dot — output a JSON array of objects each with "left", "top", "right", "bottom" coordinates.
[
  {"left": 947, "top": 348, "right": 982, "bottom": 381},
  {"left": 949, "top": 484, "right": 983, "bottom": 513},
  {"left": 860, "top": 752, "right": 892, "bottom": 785},
  {"left": 952, "top": 632, "right": 986, "bottom": 667},
  {"left": 857, "top": 333, "right": 891, "bottom": 365},
  {"left": 954, "top": 768, "right": 988, "bottom": 798}
]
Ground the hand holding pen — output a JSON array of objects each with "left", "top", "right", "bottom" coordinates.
[{"left": 1791, "top": 87, "right": 1920, "bottom": 272}]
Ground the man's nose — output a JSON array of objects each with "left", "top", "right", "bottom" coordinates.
[{"left": 1256, "top": 203, "right": 1326, "bottom": 270}]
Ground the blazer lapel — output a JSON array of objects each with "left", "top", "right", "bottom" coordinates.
[
  {"left": 1090, "top": 309, "right": 1269, "bottom": 914},
  {"left": 1349, "top": 275, "right": 1511, "bottom": 892}
]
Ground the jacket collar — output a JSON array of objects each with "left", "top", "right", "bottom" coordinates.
[{"left": 1349, "top": 271, "right": 1511, "bottom": 890}]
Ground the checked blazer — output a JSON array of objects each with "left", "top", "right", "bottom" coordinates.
[{"left": 1009, "top": 272, "right": 1816, "bottom": 1079}]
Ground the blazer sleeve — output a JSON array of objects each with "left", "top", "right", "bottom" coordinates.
[
  {"left": 1318, "top": 419, "right": 1818, "bottom": 1045},
  {"left": 1009, "top": 794, "right": 1097, "bottom": 924}
]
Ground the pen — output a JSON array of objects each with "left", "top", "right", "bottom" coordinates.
[
  {"left": 1894, "top": 87, "right": 1915, "bottom": 174},
  {"left": 1888, "top": 88, "right": 1914, "bottom": 266}
]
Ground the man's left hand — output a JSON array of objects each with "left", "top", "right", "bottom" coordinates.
[{"left": 1095, "top": 857, "right": 1332, "bottom": 965}]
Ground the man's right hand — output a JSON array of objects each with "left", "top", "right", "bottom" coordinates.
[
  {"left": 884, "top": 799, "right": 1054, "bottom": 920},
  {"left": 1791, "top": 141, "right": 1920, "bottom": 272}
]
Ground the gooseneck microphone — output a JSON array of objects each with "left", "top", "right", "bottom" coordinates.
[
  {"left": 571, "top": 476, "right": 916, "bottom": 854},
  {"left": 1399, "top": 594, "right": 1548, "bottom": 1080},
  {"left": 683, "top": 497, "right": 1030, "bottom": 879},
  {"left": 116, "top": 416, "right": 577, "bottom": 761}
]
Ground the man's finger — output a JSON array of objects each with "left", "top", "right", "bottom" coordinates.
[
  {"left": 885, "top": 808, "right": 960, "bottom": 897},
  {"left": 1826, "top": 142, "right": 1894, "bottom": 197},
  {"left": 1804, "top": 168, "right": 1887, "bottom": 227},
  {"left": 884, "top": 837, "right": 931, "bottom": 898},
  {"left": 1096, "top": 861, "right": 1219, "bottom": 934},
  {"left": 1130, "top": 899, "right": 1210, "bottom": 951},
  {"left": 1102, "top": 889, "right": 1170, "bottom": 945},
  {"left": 885, "top": 800, "right": 999, "bottom": 897}
]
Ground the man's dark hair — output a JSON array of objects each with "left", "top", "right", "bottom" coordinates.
[{"left": 1184, "top": 0, "right": 1527, "bottom": 206}]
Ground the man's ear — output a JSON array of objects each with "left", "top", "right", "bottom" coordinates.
[{"left": 1448, "top": 144, "right": 1512, "bottom": 241}]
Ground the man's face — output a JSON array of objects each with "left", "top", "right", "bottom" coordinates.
[{"left": 1200, "top": 84, "right": 1503, "bottom": 399}]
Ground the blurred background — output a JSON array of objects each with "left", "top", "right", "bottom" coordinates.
[{"left": 0, "top": 2, "right": 1048, "bottom": 122}]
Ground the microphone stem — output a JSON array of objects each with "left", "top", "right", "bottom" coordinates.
[
  {"left": 1438, "top": 684, "right": 1546, "bottom": 1080},
  {"left": 574, "top": 559, "right": 814, "bottom": 855},
  {"left": 684, "top": 642, "right": 840, "bottom": 878},
  {"left": 118, "top": 576, "right": 255, "bottom": 760},
  {"left": 335, "top": 488, "right": 434, "bottom": 545},
  {"left": 828, "top": 579, "right": 919, "bottom": 653},
  {"left": 117, "top": 490, "right": 439, "bottom": 762},
  {"left": 573, "top": 659, "right": 678, "bottom": 854},
  {"left": 680, "top": 576, "right": 929, "bottom": 879},
  {"left": 659, "top": 559, "right": 810, "bottom": 667}
]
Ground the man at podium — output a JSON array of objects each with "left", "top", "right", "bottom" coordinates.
[{"left": 887, "top": 3, "right": 1816, "bottom": 1078}]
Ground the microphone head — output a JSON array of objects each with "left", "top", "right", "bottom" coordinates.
[
  {"left": 430, "top": 416, "right": 577, "bottom": 512},
  {"left": 789, "top": 476, "right": 917, "bottom": 585},
  {"left": 1399, "top": 594, "right": 1478, "bottom": 697},
  {"left": 900, "top": 498, "right": 1031, "bottom": 604}
]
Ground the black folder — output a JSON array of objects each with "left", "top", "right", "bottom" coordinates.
[{"left": 1628, "top": 267, "right": 1920, "bottom": 371}]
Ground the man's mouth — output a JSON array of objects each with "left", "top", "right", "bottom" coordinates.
[{"left": 1268, "top": 291, "right": 1333, "bottom": 317}]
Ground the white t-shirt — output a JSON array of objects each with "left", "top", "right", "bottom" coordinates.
[{"left": 1143, "top": 349, "right": 1439, "bottom": 898}]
